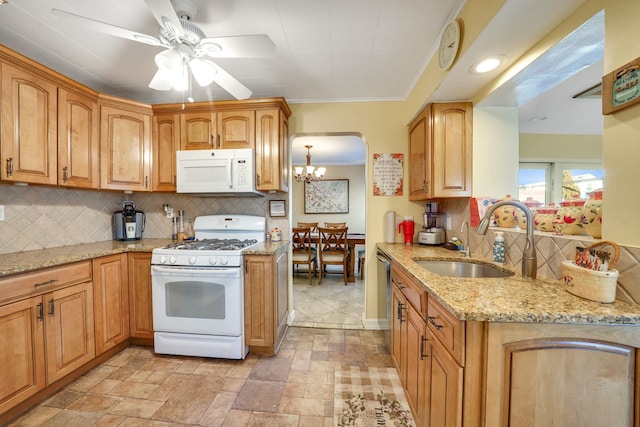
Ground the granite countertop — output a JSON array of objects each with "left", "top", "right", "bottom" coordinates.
[
  {"left": 0, "top": 239, "right": 289, "bottom": 278},
  {"left": 377, "top": 242, "right": 640, "bottom": 325}
]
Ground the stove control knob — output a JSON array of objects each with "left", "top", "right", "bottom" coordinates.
[
  {"left": 189, "top": 256, "right": 197, "bottom": 265},
  {"left": 169, "top": 256, "right": 177, "bottom": 264},
  {"left": 219, "top": 257, "right": 229, "bottom": 266},
  {"left": 159, "top": 255, "right": 167, "bottom": 264},
  {"left": 209, "top": 257, "right": 218, "bottom": 265}
]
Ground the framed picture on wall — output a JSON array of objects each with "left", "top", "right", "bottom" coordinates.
[
  {"left": 269, "top": 200, "right": 286, "bottom": 217},
  {"left": 304, "top": 179, "right": 349, "bottom": 214}
]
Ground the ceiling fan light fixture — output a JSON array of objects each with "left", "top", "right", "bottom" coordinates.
[
  {"left": 148, "top": 69, "right": 173, "bottom": 91},
  {"left": 189, "top": 58, "right": 217, "bottom": 86},
  {"left": 155, "top": 48, "right": 182, "bottom": 70}
]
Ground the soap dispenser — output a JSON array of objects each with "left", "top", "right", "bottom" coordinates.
[{"left": 493, "top": 231, "right": 505, "bottom": 264}]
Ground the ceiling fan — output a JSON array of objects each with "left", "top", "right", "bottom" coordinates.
[{"left": 52, "top": 0, "right": 275, "bottom": 100}]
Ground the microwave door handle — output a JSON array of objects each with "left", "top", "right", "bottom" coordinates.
[{"left": 227, "top": 158, "right": 233, "bottom": 189}]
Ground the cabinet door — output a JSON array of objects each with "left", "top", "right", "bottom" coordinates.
[
  {"left": 44, "top": 281, "right": 95, "bottom": 383},
  {"left": 218, "top": 110, "right": 254, "bottom": 149},
  {"left": 405, "top": 303, "right": 428, "bottom": 426},
  {"left": 244, "top": 254, "right": 274, "bottom": 348},
  {"left": 486, "top": 323, "right": 637, "bottom": 427},
  {"left": 255, "top": 109, "right": 288, "bottom": 191},
  {"left": 431, "top": 102, "right": 472, "bottom": 197},
  {"left": 58, "top": 88, "right": 99, "bottom": 188},
  {"left": 427, "top": 328, "right": 463, "bottom": 427},
  {"left": 92, "top": 254, "right": 129, "bottom": 355},
  {"left": 100, "top": 105, "right": 151, "bottom": 191},
  {"left": 0, "top": 296, "right": 46, "bottom": 414},
  {"left": 1, "top": 63, "right": 58, "bottom": 185},
  {"left": 181, "top": 111, "right": 216, "bottom": 150},
  {"left": 153, "top": 113, "right": 179, "bottom": 191},
  {"left": 408, "top": 110, "right": 429, "bottom": 200},
  {"left": 391, "top": 282, "right": 406, "bottom": 375},
  {"left": 128, "top": 252, "right": 154, "bottom": 339}
]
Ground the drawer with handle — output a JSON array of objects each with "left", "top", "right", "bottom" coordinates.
[
  {"left": 0, "top": 261, "right": 92, "bottom": 303},
  {"left": 426, "top": 295, "right": 465, "bottom": 365}
]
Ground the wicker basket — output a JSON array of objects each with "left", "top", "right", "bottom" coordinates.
[{"left": 562, "top": 241, "right": 620, "bottom": 303}]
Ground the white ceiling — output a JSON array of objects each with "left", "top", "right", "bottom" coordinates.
[{"left": 0, "top": 0, "right": 603, "bottom": 166}]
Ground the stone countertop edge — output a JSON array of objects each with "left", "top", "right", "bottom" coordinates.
[
  {"left": 377, "top": 242, "right": 640, "bottom": 326},
  {"left": 0, "top": 239, "right": 289, "bottom": 278}
]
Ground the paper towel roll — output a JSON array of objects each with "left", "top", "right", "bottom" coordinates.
[{"left": 385, "top": 211, "right": 396, "bottom": 243}]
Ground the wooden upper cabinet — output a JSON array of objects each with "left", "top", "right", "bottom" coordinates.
[
  {"left": 153, "top": 113, "right": 179, "bottom": 191},
  {"left": 408, "top": 110, "right": 429, "bottom": 200},
  {"left": 432, "top": 102, "right": 472, "bottom": 197},
  {"left": 408, "top": 102, "right": 472, "bottom": 200},
  {"left": 99, "top": 97, "right": 152, "bottom": 191},
  {"left": 180, "top": 110, "right": 254, "bottom": 150},
  {"left": 255, "top": 108, "right": 289, "bottom": 192},
  {"left": 1, "top": 63, "right": 58, "bottom": 185},
  {"left": 181, "top": 111, "right": 216, "bottom": 150},
  {"left": 58, "top": 88, "right": 99, "bottom": 189},
  {"left": 218, "top": 110, "right": 254, "bottom": 149}
]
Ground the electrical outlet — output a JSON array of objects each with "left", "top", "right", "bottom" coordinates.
[
  {"left": 446, "top": 217, "right": 452, "bottom": 230},
  {"left": 0, "top": 205, "right": 4, "bottom": 221}
]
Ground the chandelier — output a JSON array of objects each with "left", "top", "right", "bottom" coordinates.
[{"left": 294, "top": 145, "right": 326, "bottom": 183}]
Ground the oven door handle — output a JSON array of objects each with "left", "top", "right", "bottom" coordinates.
[{"left": 151, "top": 265, "right": 241, "bottom": 276}]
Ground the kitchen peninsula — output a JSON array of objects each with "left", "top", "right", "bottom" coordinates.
[{"left": 378, "top": 242, "right": 640, "bottom": 427}]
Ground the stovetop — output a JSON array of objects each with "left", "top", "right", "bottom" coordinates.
[{"left": 163, "top": 238, "right": 259, "bottom": 251}]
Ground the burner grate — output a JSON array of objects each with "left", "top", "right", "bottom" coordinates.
[{"left": 164, "top": 238, "right": 258, "bottom": 251}]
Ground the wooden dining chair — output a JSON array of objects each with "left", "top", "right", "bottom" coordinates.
[
  {"left": 296, "top": 222, "right": 319, "bottom": 233},
  {"left": 291, "top": 227, "right": 317, "bottom": 285},
  {"left": 318, "top": 226, "right": 349, "bottom": 285},
  {"left": 324, "top": 222, "right": 346, "bottom": 228}
]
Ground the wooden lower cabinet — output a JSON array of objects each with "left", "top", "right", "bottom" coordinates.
[
  {"left": 244, "top": 250, "right": 288, "bottom": 356},
  {"left": 0, "top": 278, "right": 94, "bottom": 415},
  {"left": 485, "top": 322, "right": 640, "bottom": 427},
  {"left": 390, "top": 259, "right": 640, "bottom": 427},
  {"left": 127, "top": 252, "right": 154, "bottom": 340},
  {"left": 92, "top": 254, "right": 129, "bottom": 355}
]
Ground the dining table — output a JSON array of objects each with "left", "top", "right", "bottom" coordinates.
[{"left": 306, "top": 232, "right": 366, "bottom": 283}]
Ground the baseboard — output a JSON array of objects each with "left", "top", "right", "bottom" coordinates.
[
  {"left": 287, "top": 309, "right": 296, "bottom": 325},
  {"left": 362, "top": 314, "right": 390, "bottom": 330}
]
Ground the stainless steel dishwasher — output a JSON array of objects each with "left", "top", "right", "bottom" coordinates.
[{"left": 376, "top": 249, "right": 392, "bottom": 346}]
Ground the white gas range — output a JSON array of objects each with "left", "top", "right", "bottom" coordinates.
[{"left": 151, "top": 214, "right": 265, "bottom": 359}]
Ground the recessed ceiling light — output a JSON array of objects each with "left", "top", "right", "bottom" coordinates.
[{"left": 471, "top": 55, "right": 506, "bottom": 74}]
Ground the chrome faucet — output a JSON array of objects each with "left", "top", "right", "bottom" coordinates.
[
  {"left": 476, "top": 200, "right": 537, "bottom": 279},
  {"left": 460, "top": 220, "right": 470, "bottom": 258}
]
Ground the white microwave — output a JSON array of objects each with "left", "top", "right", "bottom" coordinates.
[{"left": 176, "top": 148, "right": 259, "bottom": 195}]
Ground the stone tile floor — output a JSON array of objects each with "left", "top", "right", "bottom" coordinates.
[
  {"left": 8, "top": 327, "right": 392, "bottom": 427},
  {"left": 291, "top": 269, "right": 365, "bottom": 329}
]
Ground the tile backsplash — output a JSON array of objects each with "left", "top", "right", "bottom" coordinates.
[{"left": 0, "top": 184, "right": 287, "bottom": 254}]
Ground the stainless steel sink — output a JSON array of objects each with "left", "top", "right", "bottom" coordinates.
[{"left": 415, "top": 260, "right": 514, "bottom": 278}]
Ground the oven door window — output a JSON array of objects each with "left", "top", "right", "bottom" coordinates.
[{"left": 166, "top": 280, "right": 225, "bottom": 319}]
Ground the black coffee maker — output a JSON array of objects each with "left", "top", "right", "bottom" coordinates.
[{"left": 112, "top": 201, "right": 145, "bottom": 241}]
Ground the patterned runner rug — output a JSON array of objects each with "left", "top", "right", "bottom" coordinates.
[{"left": 334, "top": 366, "right": 414, "bottom": 427}]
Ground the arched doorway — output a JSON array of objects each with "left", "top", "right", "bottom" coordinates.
[{"left": 289, "top": 133, "right": 367, "bottom": 328}]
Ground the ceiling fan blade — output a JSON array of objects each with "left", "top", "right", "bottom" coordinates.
[
  {"left": 144, "top": 0, "right": 185, "bottom": 40},
  {"left": 51, "top": 9, "right": 162, "bottom": 46},
  {"left": 199, "top": 35, "right": 275, "bottom": 58},
  {"left": 211, "top": 63, "right": 252, "bottom": 100}
]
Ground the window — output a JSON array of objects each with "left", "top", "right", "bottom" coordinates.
[{"left": 518, "top": 162, "right": 603, "bottom": 205}]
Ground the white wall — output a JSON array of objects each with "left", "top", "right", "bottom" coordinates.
[{"left": 472, "top": 107, "right": 519, "bottom": 198}]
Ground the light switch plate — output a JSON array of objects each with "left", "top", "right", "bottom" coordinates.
[{"left": 0, "top": 205, "right": 4, "bottom": 221}]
